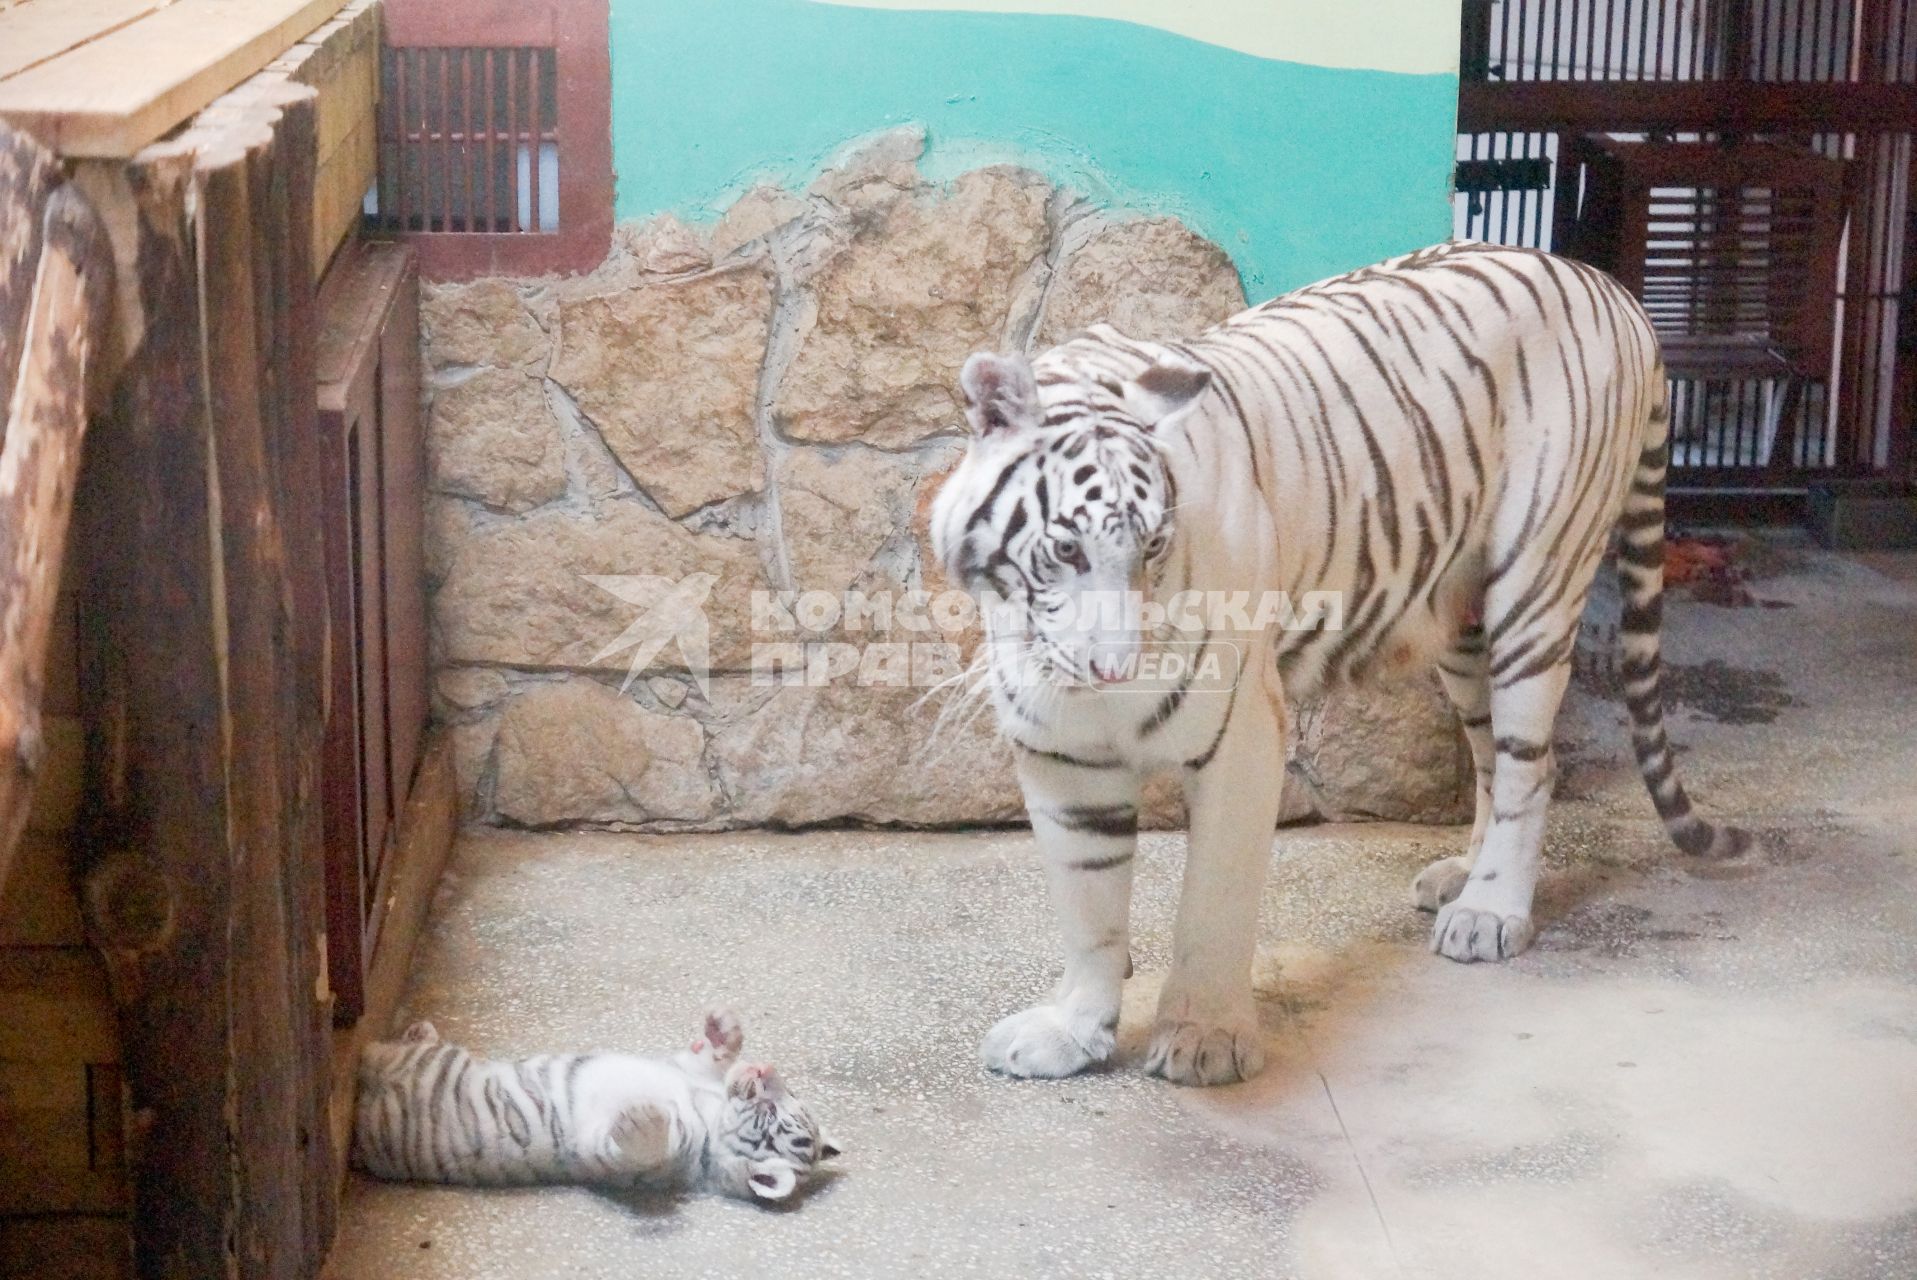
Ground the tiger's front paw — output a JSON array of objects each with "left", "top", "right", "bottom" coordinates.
[
  {"left": 1431, "top": 902, "right": 1535, "bottom": 962},
  {"left": 981, "top": 1005, "right": 1114, "bottom": 1079},
  {"left": 1143, "top": 1017, "right": 1265, "bottom": 1086},
  {"left": 696, "top": 1007, "right": 745, "bottom": 1065}
]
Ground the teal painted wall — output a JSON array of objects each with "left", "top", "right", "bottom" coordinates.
[{"left": 608, "top": 0, "right": 1459, "bottom": 299}]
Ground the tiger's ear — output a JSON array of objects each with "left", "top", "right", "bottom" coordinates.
[
  {"left": 1124, "top": 357, "right": 1211, "bottom": 433},
  {"left": 959, "top": 351, "right": 1039, "bottom": 438},
  {"left": 746, "top": 1158, "right": 799, "bottom": 1201},
  {"left": 401, "top": 1020, "right": 440, "bottom": 1044}
]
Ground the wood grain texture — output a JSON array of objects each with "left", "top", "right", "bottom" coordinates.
[
  {"left": 272, "top": 1, "right": 377, "bottom": 287},
  {"left": 0, "top": 132, "right": 113, "bottom": 899},
  {"left": 0, "top": 1060, "right": 96, "bottom": 1181},
  {"left": 74, "top": 74, "right": 334, "bottom": 1278},
  {"left": 0, "top": 830, "right": 85, "bottom": 945},
  {"left": 0, "top": 950, "right": 118, "bottom": 1063},
  {"left": 24, "top": 712, "right": 82, "bottom": 833},
  {"left": 323, "top": 732, "right": 456, "bottom": 1192},
  {"left": 73, "top": 134, "right": 230, "bottom": 1274},
  {"left": 0, "top": 1214, "right": 133, "bottom": 1279},
  {"left": 0, "top": 122, "right": 62, "bottom": 406},
  {"left": 0, "top": 0, "right": 178, "bottom": 82},
  {"left": 0, "top": 0, "right": 346, "bottom": 157}
]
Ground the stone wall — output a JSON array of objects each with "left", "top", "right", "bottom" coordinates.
[{"left": 423, "top": 129, "right": 1471, "bottom": 831}]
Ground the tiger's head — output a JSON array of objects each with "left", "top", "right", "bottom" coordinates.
[
  {"left": 929, "top": 341, "right": 1211, "bottom": 685},
  {"left": 711, "top": 1060, "right": 842, "bottom": 1203}
]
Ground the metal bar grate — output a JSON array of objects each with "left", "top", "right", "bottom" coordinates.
[
  {"left": 366, "top": 45, "right": 560, "bottom": 235},
  {"left": 1457, "top": 0, "right": 1917, "bottom": 490}
]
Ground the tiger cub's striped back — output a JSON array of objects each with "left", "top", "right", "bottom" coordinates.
[{"left": 351, "top": 1010, "right": 839, "bottom": 1201}]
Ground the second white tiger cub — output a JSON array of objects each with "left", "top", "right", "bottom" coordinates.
[{"left": 352, "top": 1008, "right": 840, "bottom": 1201}]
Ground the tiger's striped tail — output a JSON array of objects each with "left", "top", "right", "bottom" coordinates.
[{"left": 1615, "top": 381, "right": 1752, "bottom": 859}]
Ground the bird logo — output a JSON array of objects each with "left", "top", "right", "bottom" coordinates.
[{"left": 583, "top": 572, "right": 720, "bottom": 695}]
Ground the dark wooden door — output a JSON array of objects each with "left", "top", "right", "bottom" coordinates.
[{"left": 315, "top": 242, "right": 426, "bottom": 1025}]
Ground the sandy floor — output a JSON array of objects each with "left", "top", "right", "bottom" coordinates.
[{"left": 328, "top": 538, "right": 1917, "bottom": 1279}]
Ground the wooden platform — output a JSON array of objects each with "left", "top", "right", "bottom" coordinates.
[
  {"left": 0, "top": 0, "right": 352, "bottom": 158},
  {"left": 0, "top": 572, "right": 132, "bottom": 1279}
]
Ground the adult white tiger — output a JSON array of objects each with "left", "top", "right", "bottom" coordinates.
[{"left": 930, "top": 240, "right": 1747, "bottom": 1088}]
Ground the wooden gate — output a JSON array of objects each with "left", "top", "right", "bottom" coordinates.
[{"left": 1457, "top": 0, "right": 1917, "bottom": 505}]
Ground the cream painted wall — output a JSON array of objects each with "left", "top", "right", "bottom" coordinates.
[{"left": 807, "top": 0, "right": 1460, "bottom": 74}]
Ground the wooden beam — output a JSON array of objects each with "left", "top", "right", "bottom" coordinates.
[
  {"left": 74, "top": 75, "right": 335, "bottom": 1280},
  {"left": 0, "top": 0, "right": 177, "bottom": 83},
  {"left": 0, "top": 114, "right": 63, "bottom": 398},
  {"left": 0, "top": 127, "right": 113, "bottom": 897},
  {"left": 0, "top": 0, "right": 347, "bottom": 158},
  {"left": 73, "top": 127, "right": 234, "bottom": 1277},
  {"left": 0, "top": 1214, "right": 133, "bottom": 1278},
  {"left": 0, "top": 950, "right": 119, "bottom": 1063},
  {"left": 1, "top": 831, "right": 86, "bottom": 945},
  {"left": 1458, "top": 80, "right": 1917, "bottom": 134}
]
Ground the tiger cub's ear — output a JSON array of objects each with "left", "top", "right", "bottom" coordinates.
[
  {"left": 959, "top": 351, "right": 1039, "bottom": 438},
  {"left": 746, "top": 1158, "right": 800, "bottom": 1201},
  {"left": 400, "top": 1020, "right": 440, "bottom": 1044},
  {"left": 1125, "top": 357, "right": 1212, "bottom": 433}
]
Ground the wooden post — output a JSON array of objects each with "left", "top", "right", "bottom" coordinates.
[
  {"left": 0, "top": 126, "right": 113, "bottom": 896},
  {"left": 74, "top": 79, "right": 335, "bottom": 1280}
]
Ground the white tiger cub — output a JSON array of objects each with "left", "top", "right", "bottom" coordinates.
[
  {"left": 930, "top": 241, "right": 1747, "bottom": 1088},
  {"left": 352, "top": 1008, "right": 840, "bottom": 1201}
]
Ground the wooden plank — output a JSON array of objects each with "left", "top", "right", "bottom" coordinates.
[
  {"left": 0, "top": 159, "right": 112, "bottom": 894},
  {"left": 0, "top": 949, "right": 118, "bottom": 1064},
  {"left": 0, "top": 0, "right": 347, "bottom": 158},
  {"left": 0, "top": 114, "right": 64, "bottom": 402},
  {"left": 0, "top": 1215, "right": 133, "bottom": 1279},
  {"left": 311, "top": 112, "right": 374, "bottom": 277},
  {"left": 0, "top": 1169, "right": 130, "bottom": 1216},
  {"left": 0, "top": 1058, "right": 89, "bottom": 1151},
  {"left": 1458, "top": 80, "right": 1917, "bottom": 134},
  {"left": 0, "top": 1060, "right": 92, "bottom": 1179},
  {"left": 88, "top": 1062, "right": 125, "bottom": 1172},
  {"left": 0, "top": 0, "right": 176, "bottom": 84},
  {"left": 314, "top": 240, "right": 409, "bottom": 400},
  {"left": 42, "top": 575, "right": 79, "bottom": 717},
  {"left": 262, "top": 0, "right": 377, "bottom": 279},
  {"left": 74, "top": 129, "right": 236, "bottom": 1274},
  {"left": 279, "top": 0, "right": 377, "bottom": 164},
  {"left": 0, "top": 830, "right": 84, "bottom": 946},
  {"left": 326, "top": 732, "right": 456, "bottom": 1188},
  {"left": 380, "top": 254, "right": 426, "bottom": 866},
  {"left": 74, "top": 73, "right": 336, "bottom": 1279},
  {"left": 315, "top": 240, "right": 401, "bottom": 1022},
  {"left": 25, "top": 715, "right": 83, "bottom": 835}
]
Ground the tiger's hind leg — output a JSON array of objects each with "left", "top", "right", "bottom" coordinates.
[
  {"left": 600, "top": 1102, "right": 677, "bottom": 1181},
  {"left": 1431, "top": 604, "right": 1581, "bottom": 963},
  {"left": 1412, "top": 623, "right": 1495, "bottom": 911}
]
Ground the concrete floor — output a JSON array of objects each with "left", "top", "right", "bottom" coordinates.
[{"left": 329, "top": 539, "right": 1917, "bottom": 1280}]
